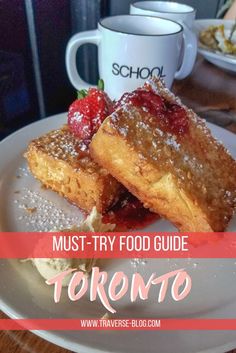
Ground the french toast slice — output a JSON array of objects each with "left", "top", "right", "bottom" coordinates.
[
  {"left": 90, "top": 77, "right": 236, "bottom": 231},
  {"left": 25, "top": 126, "right": 122, "bottom": 213}
]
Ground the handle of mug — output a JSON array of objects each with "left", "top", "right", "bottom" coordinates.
[
  {"left": 174, "top": 22, "right": 197, "bottom": 80},
  {"left": 66, "top": 30, "right": 101, "bottom": 90}
]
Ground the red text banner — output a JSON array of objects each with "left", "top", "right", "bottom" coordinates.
[
  {"left": 1, "top": 318, "right": 236, "bottom": 330},
  {"left": 0, "top": 232, "right": 236, "bottom": 258}
]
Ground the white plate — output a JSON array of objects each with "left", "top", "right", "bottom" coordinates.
[
  {"left": 1, "top": 113, "right": 236, "bottom": 353},
  {"left": 194, "top": 19, "right": 236, "bottom": 72}
]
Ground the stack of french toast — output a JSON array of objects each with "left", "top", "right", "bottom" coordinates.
[{"left": 25, "top": 77, "right": 236, "bottom": 232}]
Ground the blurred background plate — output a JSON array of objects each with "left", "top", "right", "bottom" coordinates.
[{"left": 194, "top": 19, "right": 236, "bottom": 72}]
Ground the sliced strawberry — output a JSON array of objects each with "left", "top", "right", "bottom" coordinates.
[
  {"left": 67, "top": 80, "right": 114, "bottom": 141},
  {"left": 67, "top": 96, "right": 92, "bottom": 140},
  {"left": 88, "top": 88, "right": 114, "bottom": 135}
]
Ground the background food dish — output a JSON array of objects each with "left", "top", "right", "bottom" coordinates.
[
  {"left": 194, "top": 19, "right": 236, "bottom": 72},
  {"left": 1, "top": 114, "right": 236, "bottom": 352}
]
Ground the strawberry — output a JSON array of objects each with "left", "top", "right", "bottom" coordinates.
[{"left": 68, "top": 80, "right": 114, "bottom": 141}]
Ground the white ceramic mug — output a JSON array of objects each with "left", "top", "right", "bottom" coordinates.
[
  {"left": 130, "top": 1, "right": 197, "bottom": 80},
  {"left": 66, "top": 15, "right": 196, "bottom": 100},
  {"left": 130, "top": 1, "right": 196, "bottom": 28}
]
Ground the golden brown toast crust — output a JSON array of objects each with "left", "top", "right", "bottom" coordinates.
[
  {"left": 90, "top": 78, "right": 236, "bottom": 231},
  {"left": 25, "top": 126, "right": 122, "bottom": 213}
]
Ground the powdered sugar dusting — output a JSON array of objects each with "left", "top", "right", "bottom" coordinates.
[
  {"left": 130, "top": 258, "right": 147, "bottom": 270},
  {"left": 69, "top": 111, "right": 83, "bottom": 125},
  {"left": 166, "top": 135, "right": 180, "bottom": 151},
  {"left": 28, "top": 127, "right": 102, "bottom": 174},
  {"left": 14, "top": 188, "right": 83, "bottom": 231}
]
